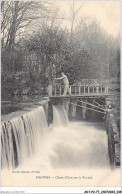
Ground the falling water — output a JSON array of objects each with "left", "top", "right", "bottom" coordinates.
[
  {"left": 53, "top": 105, "right": 69, "bottom": 127},
  {"left": 1, "top": 106, "right": 48, "bottom": 169},
  {"left": 1, "top": 104, "right": 121, "bottom": 187}
]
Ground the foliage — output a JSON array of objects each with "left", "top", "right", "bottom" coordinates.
[{"left": 1, "top": 2, "right": 120, "bottom": 96}]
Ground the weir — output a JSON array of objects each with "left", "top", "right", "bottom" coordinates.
[
  {"left": 1, "top": 95, "right": 120, "bottom": 171},
  {"left": 1, "top": 106, "right": 48, "bottom": 169}
]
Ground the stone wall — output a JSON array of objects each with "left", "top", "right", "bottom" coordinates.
[
  {"left": 105, "top": 110, "right": 120, "bottom": 168},
  {"left": 40, "top": 97, "right": 53, "bottom": 125}
]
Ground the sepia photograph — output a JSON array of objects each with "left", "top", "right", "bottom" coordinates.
[{"left": 1, "top": 0, "right": 121, "bottom": 189}]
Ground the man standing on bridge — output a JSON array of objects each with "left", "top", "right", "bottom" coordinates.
[{"left": 54, "top": 72, "right": 71, "bottom": 96}]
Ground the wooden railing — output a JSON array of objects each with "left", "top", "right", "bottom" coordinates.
[{"left": 48, "top": 83, "right": 109, "bottom": 97}]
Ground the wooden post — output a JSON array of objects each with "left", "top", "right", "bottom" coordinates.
[
  {"left": 96, "top": 86, "right": 99, "bottom": 94},
  {"left": 70, "top": 86, "right": 72, "bottom": 95},
  {"left": 48, "top": 85, "right": 52, "bottom": 96},
  {"left": 106, "top": 79, "right": 108, "bottom": 94},
  {"left": 59, "top": 85, "right": 61, "bottom": 96},
  {"left": 107, "top": 86, "right": 108, "bottom": 94},
  {"left": 79, "top": 86, "right": 80, "bottom": 95},
  {"left": 75, "top": 86, "right": 76, "bottom": 95},
  {"left": 48, "top": 100, "right": 53, "bottom": 125},
  {"left": 105, "top": 79, "right": 108, "bottom": 94},
  {"left": 93, "top": 86, "right": 94, "bottom": 94},
  {"left": 101, "top": 85, "right": 102, "bottom": 94},
  {"left": 72, "top": 99, "right": 77, "bottom": 118},
  {"left": 88, "top": 86, "right": 90, "bottom": 95},
  {"left": 62, "top": 98, "right": 70, "bottom": 117},
  {"left": 105, "top": 86, "right": 108, "bottom": 94},
  {"left": 54, "top": 85, "right": 56, "bottom": 96},
  {"left": 81, "top": 86, "right": 83, "bottom": 94},
  {"left": 105, "top": 86, "right": 106, "bottom": 94},
  {"left": 84, "top": 84, "right": 85, "bottom": 95},
  {"left": 76, "top": 99, "right": 82, "bottom": 119}
]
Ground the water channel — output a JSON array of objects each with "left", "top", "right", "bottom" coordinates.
[{"left": 1, "top": 96, "right": 120, "bottom": 187}]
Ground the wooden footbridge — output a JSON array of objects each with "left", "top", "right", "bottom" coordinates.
[
  {"left": 48, "top": 79, "right": 109, "bottom": 98},
  {"left": 47, "top": 79, "right": 110, "bottom": 121}
]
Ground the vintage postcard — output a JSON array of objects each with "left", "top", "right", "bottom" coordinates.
[{"left": 1, "top": 0, "right": 121, "bottom": 191}]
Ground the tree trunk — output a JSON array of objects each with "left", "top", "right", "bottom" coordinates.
[
  {"left": 70, "top": 0, "right": 74, "bottom": 44},
  {"left": 9, "top": 2, "right": 19, "bottom": 75}
]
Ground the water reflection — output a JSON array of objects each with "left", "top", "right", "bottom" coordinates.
[{"left": 1, "top": 95, "right": 45, "bottom": 115}]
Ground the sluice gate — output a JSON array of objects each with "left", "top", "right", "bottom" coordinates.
[
  {"left": 49, "top": 95, "right": 107, "bottom": 122},
  {"left": 49, "top": 95, "right": 120, "bottom": 169}
]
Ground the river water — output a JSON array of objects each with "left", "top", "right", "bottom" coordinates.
[{"left": 1, "top": 104, "right": 120, "bottom": 187}]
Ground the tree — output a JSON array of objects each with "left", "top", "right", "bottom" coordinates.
[
  {"left": 73, "top": 17, "right": 114, "bottom": 79},
  {"left": 109, "top": 36, "right": 120, "bottom": 79},
  {"left": 24, "top": 26, "right": 70, "bottom": 86},
  {"left": 69, "top": 0, "right": 85, "bottom": 43},
  {"left": 1, "top": 1, "right": 53, "bottom": 75}
]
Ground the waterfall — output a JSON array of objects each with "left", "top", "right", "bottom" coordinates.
[
  {"left": 1, "top": 106, "right": 48, "bottom": 169},
  {"left": 1, "top": 103, "right": 115, "bottom": 187},
  {"left": 1, "top": 104, "right": 69, "bottom": 170},
  {"left": 53, "top": 105, "right": 69, "bottom": 127}
]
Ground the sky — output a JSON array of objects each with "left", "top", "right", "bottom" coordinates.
[{"left": 55, "top": 1, "right": 120, "bottom": 37}]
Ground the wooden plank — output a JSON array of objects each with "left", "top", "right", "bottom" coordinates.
[
  {"left": 50, "top": 94, "right": 110, "bottom": 99},
  {"left": 69, "top": 102, "right": 106, "bottom": 114},
  {"left": 77, "top": 99, "right": 105, "bottom": 111}
]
